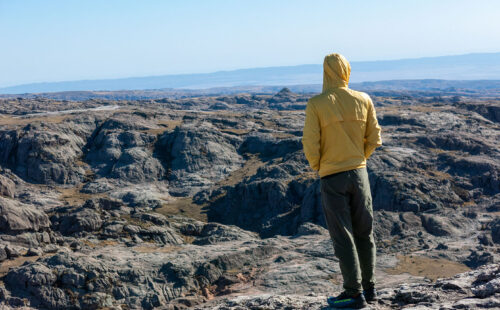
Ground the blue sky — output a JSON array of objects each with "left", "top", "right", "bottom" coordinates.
[{"left": 1, "top": 0, "right": 500, "bottom": 87}]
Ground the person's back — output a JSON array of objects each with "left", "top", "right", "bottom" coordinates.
[
  {"left": 302, "top": 53, "right": 382, "bottom": 309},
  {"left": 302, "top": 54, "right": 381, "bottom": 177}
]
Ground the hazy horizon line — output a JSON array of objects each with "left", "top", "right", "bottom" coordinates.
[{"left": 2, "top": 51, "right": 499, "bottom": 89}]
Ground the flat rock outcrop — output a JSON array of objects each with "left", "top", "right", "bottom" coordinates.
[
  {"left": 0, "top": 197, "right": 49, "bottom": 233},
  {"left": 0, "top": 174, "right": 15, "bottom": 198},
  {"left": 198, "top": 263, "right": 500, "bottom": 309}
]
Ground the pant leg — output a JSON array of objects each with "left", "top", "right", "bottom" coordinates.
[
  {"left": 349, "top": 167, "right": 376, "bottom": 290},
  {"left": 320, "top": 171, "right": 362, "bottom": 295}
]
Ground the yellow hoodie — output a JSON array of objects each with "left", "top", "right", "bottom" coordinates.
[{"left": 302, "top": 53, "right": 382, "bottom": 177}]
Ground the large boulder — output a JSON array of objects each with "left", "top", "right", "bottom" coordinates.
[
  {"left": 157, "top": 122, "right": 243, "bottom": 196},
  {"left": 5, "top": 260, "right": 79, "bottom": 309},
  {"left": 187, "top": 222, "right": 258, "bottom": 245},
  {"left": 85, "top": 116, "right": 165, "bottom": 183},
  {"left": 56, "top": 208, "right": 103, "bottom": 235},
  {"left": 491, "top": 218, "right": 500, "bottom": 244},
  {"left": 85, "top": 113, "right": 165, "bottom": 183},
  {"left": 139, "top": 225, "right": 184, "bottom": 245},
  {"left": 0, "top": 119, "right": 95, "bottom": 184},
  {"left": 0, "top": 197, "right": 50, "bottom": 233},
  {"left": 238, "top": 134, "right": 302, "bottom": 159},
  {"left": 110, "top": 147, "right": 164, "bottom": 182},
  {"left": 205, "top": 153, "right": 309, "bottom": 237},
  {"left": 0, "top": 174, "right": 15, "bottom": 198},
  {"left": 420, "top": 214, "right": 459, "bottom": 237},
  {"left": 367, "top": 147, "right": 460, "bottom": 212},
  {"left": 441, "top": 154, "right": 500, "bottom": 195}
]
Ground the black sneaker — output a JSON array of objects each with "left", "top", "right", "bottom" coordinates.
[
  {"left": 363, "top": 287, "right": 377, "bottom": 303},
  {"left": 326, "top": 291, "right": 368, "bottom": 309}
]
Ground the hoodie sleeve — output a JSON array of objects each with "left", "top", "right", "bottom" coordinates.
[
  {"left": 302, "top": 101, "right": 321, "bottom": 171},
  {"left": 364, "top": 96, "right": 382, "bottom": 159}
]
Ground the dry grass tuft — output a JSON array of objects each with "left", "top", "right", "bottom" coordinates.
[
  {"left": 156, "top": 197, "right": 208, "bottom": 222},
  {"left": 121, "top": 214, "right": 153, "bottom": 229},
  {"left": 0, "top": 114, "right": 70, "bottom": 126},
  {"left": 218, "top": 155, "right": 264, "bottom": 187},
  {"left": 142, "top": 119, "right": 183, "bottom": 135},
  {"left": 0, "top": 254, "right": 53, "bottom": 277},
  {"left": 220, "top": 128, "right": 250, "bottom": 135},
  {"left": 57, "top": 186, "right": 106, "bottom": 206}
]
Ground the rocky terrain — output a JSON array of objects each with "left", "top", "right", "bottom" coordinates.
[
  {"left": 0, "top": 87, "right": 498, "bottom": 309},
  {"left": 198, "top": 263, "right": 500, "bottom": 309}
]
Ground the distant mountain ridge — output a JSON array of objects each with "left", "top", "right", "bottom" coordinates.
[{"left": 1, "top": 52, "right": 500, "bottom": 94}]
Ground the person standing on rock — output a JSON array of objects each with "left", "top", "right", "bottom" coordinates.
[{"left": 302, "top": 53, "right": 382, "bottom": 309}]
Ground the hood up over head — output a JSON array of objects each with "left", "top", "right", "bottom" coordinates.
[{"left": 322, "top": 53, "right": 351, "bottom": 92}]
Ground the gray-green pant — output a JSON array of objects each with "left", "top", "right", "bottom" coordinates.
[{"left": 320, "top": 167, "right": 376, "bottom": 295}]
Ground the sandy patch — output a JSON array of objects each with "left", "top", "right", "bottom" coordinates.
[{"left": 385, "top": 255, "right": 470, "bottom": 282}]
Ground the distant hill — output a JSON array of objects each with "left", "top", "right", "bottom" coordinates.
[{"left": 1, "top": 52, "right": 500, "bottom": 94}]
